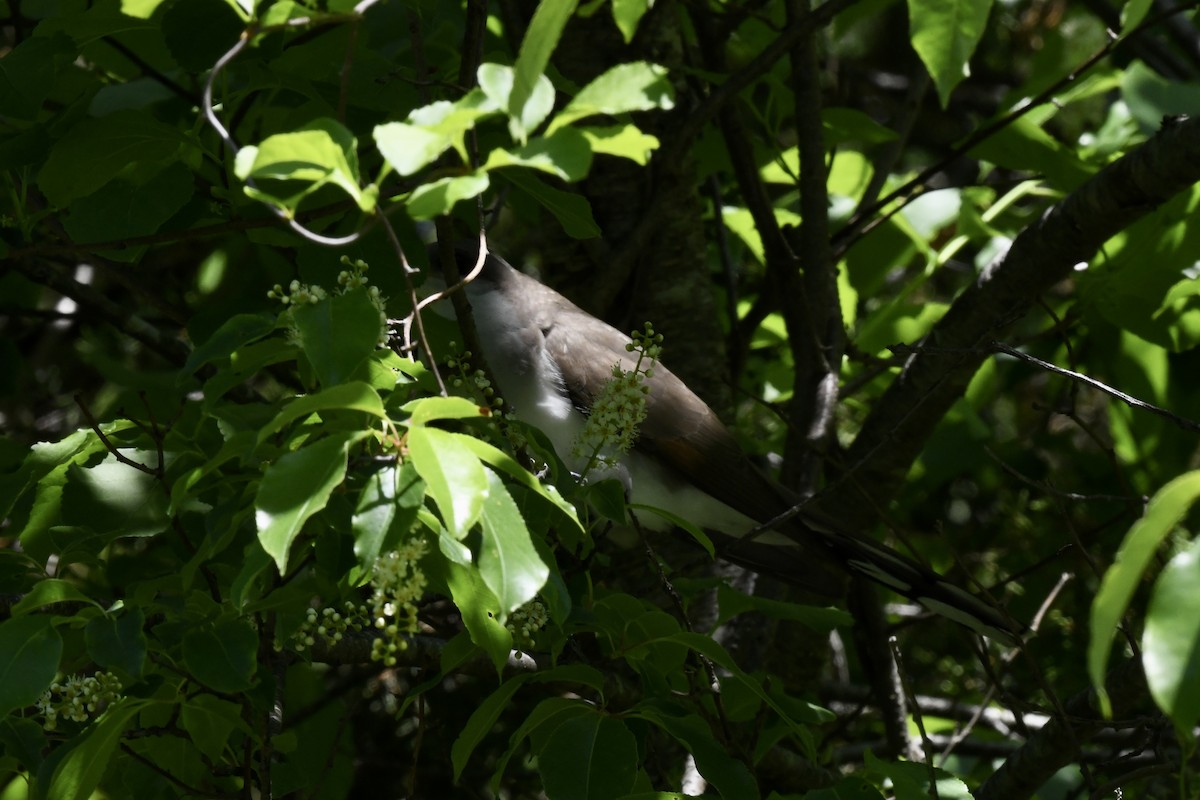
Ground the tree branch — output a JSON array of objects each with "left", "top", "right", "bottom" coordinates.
[{"left": 826, "top": 115, "right": 1200, "bottom": 529}]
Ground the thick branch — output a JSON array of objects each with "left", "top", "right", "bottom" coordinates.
[
  {"left": 977, "top": 658, "right": 1154, "bottom": 800},
  {"left": 828, "top": 116, "right": 1200, "bottom": 527}
]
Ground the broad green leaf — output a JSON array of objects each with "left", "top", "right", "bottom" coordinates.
[
  {"left": 489, "top": 697, "right": 591, "bottom": 791},
  {"left": 181, "top": 617, "right": 258, "bottom": 693},
  {"left": 258, "top": 381, "right": 386, "bottom": 443},
  {"left": 538, "top": 711, "right": 638, "bottom": 800},
  {"left": 406, "top": 427, "right": 487, "bottom": 538},
  {"left": 84, "top": 608, "right": 147, "bottom": 678},
  {"left": 120, "top": 0, "right": 171, "bottom": 17},
  {"left": 10, "top": 578, "right": 103, "bottom": 616},
  {"left": 478, "top": 471, "right": 549, "bottom": 613},
  {"left": 452, "top": 674, "right": 534, "bottom": 779},
  {"left": 445, "top": 560, "right": 511, "bottom": 673},
  {"left": 632, "top": 700, "right": 759, "bottom": 800},
  {"left": 235, "top": 118, "right": 368, "bottom": 212},
  {"left": 38, "top": 110, "right": 184, "bottom": 207},
  {"left": 482, "top": 128, "right": 593, "bottom": 182},
  {"left": 290, "top": 288, "right": 384, "bottom": 388},
  {"left": 161, "top": 0, "right": 243, "bottom": 72},
  {"left": 969, "top": 114, "right": 1094, "bottom": 190},
  {"left": 579, "top": 125, "right": 659, "bottom": 166},
  {"left": 62, "top": 453, "right": 170, "bottom": 538},
  {"left": 391, "top": 89, "right": 501, "bottom": 167},
  {"left": 500, "top": 170, "right": 600, "bottom": 238},
  {"left": 403, "top": 395, "right": 489, "bottom": 425},
  {"left": 822, "top": 107, "right": 901, "bottom": 145},
  {"left": 405, "top": 172, "right": 491, "bottom": 220},
  {"left": 612, "top": 0, "right": 652, "bottom": 43},
  {"left": 180, "top": 694, "right": 246, "bottom": 761},
  {"left": 508, "top": 0, "right": 577, "bottom": 140},
  {"left": 548, "top": 62, "right": 674, "bottom": 132},
  {"left": 908, "top": 0, "right": 994, "bottom": 107},
  {"left": 0, "top": 616, "right": 62, "bottom": 718},
  {"left": 0, "top": 716, "right": 47, "bottom": 774},
  {"left": 352, "top": 462, "right": 425, "bottom": 574},
  {"left": 0, "top": 34, "right": 80, "bottom": 121},
  {"left": 451, "top": 662, "right": 604, "bottom": 782},
  {"left": 44, "top": 699, "right": 145, "bottom": 800},
  {"left": 255, "top": 434, "right": 354, "bottom": 573},
  {"left": 1143, "top": 537, "right": 1200, "bottom": 731},
  {"left": 181, "top": 313, "right": 277, "bottom": 377},
  {"left": 374, "top": 122, "right": 457, "bottom": 177},
  {"left": 1089, "top": 471, "right": 1200, "bottom": 715},
  {"left": 458, "top": 434, "right": 583, "bottom": 536}
]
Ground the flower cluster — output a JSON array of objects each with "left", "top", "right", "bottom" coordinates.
[
  {"left": 445, "top": 344, "right": 504, "bottom": 417},
  {"left": 339, "top": 256, "right": 389, "bottom": 346},
  {"left": 268, "top": 257, "right": 390, "bottom": 347},
  {"left": 36, "top": 671, "right": 122, "bottom": 730},
  {"left": 291, "top": 601, "right": 369, "bottom": 652},
  {"left": 267, "top": 279, "right": 328, "bottom": 306},
  {"left": 368, "top": 539, "right": 429, "bottom": 666},
  {"left": 506, "top": 599, "right": 549, "bottom": 653},
  {"left": 571, "top": 323, "right": 662, "bottom": 479}
]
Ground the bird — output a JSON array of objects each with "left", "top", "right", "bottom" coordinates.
[{"left": 425, "top": 242, "right": 1023, "bottom": 645}]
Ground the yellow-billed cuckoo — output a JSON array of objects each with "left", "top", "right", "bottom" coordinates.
[{"left": 430, "top": 244, "right": 1022, "bottom": 645}]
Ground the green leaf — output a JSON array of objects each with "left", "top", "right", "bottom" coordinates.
[
  {"left": 1089, "top": 471, "right": 1200, "bottom": 715},
  {"left": 483, "top": 128, "right": 593, "bottom": 182},
  {"left": 255, "top": 434, "right": 354, "bottom": 573},
  {"left": 507, "top": 0, "right": 578, "bottom": 141},
  {"left": 611, "top": 0, "right": 652, "bottom": 43},
  {"left": 235, "top": 118, "right": 368, "bottom": 213},
  {"left": 579, "top": 125, "right": 660, "bottom": 166},
  {"left": 290, "top": 288, "right": 384, "bottom": 388},
  {"left": 500, "top": 170, "right": 600, "bottom": 238},
  {"left": 38, "top": 110, "right": 184, "bottom": 207},
  {"left": 537, "top": 711, "right": 639, "bottom": 800},
  {"left": 84, "top": 608, "right": 147, "bottom": 678},
  {"left": 548, "top": 62, "right": 674, "bottom": 132},
  {"left": 140, "top": 135, "right": 230, "bottom": 211},
  {"left": 0, "top": 34, "right": 79, "bottom": 121},
  {"left": 452, "top": 673, "right": 534, "bottom": 780},
  {"left": 0, "top": 716, "right": 48, "bottom": 773},
  {"left": 864, "top": 750, "right": 973, "bottom": 800},
  {"left": 488, "top": 696, "right": 590, "bottom": 790},
  {"left": 182, "top": 312, "right": 277, "bottom": 377},
  {"left": 44, "top": 699, "right": 144, "bottom": 800},
  {"left": 632, "top": 700, "right": 759, "bottom": 800},
  {"left": 180, "top": 694, "right": 246, "bottom": 761},
  {"left": 478, "top": 471, "right": 550, "bottom": 613},
  {"left": 405, "top": 172, "right": 491, "bottom": 220},
  {"left": 0, "top": 616, "right": 62, "bottom": 718},
  {"left": 352, "top": 462, "right": 425, "bottom": 574},
  {"left": 181, "top": 617, "right": 258, "bottom": 693},
  {"left": 258, "top": 381, "right": 386, "bottom": 443},
  {"left": 457, "top": 434, "right": 583, "bottom": 536},
  {"left": 445, "top": 560, "right": 512, "bottom": 674},
  {"left": 374, "top": 123, "right": 457, "bottom": 177},
  {"left": 907, "top": 0, "right": 994, "bottom": 107},
  {"left": 161, "top": 0, "right": 243, "bottom": 72},
  {"left": 62, "top": 453, "right": 170, "bottom": 539},
  {"left": 375, "top": 89, "right": 500, "bottom": 175},
  {"left": 407, "top": 427, "right": 488, "bottom": 539},
  {"left": 968, "top": 114, "right": 1094, "bottom": 190},
  {"left": 10, "top": 578, "right": 104, "bottom": 616},
  {"left": 1143, "top": 537, "right": 1200, "bottom": 731},
  {"left": 404, "top": 395, "right": 490, "bottom": 425}
]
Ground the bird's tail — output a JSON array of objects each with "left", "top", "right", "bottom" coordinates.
[
  {"left": 813, "top": 524, "right": 1024, "bottom": 645},
  {"left": 712, "top": 521, "right": 1024, "bottom": 645}
]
